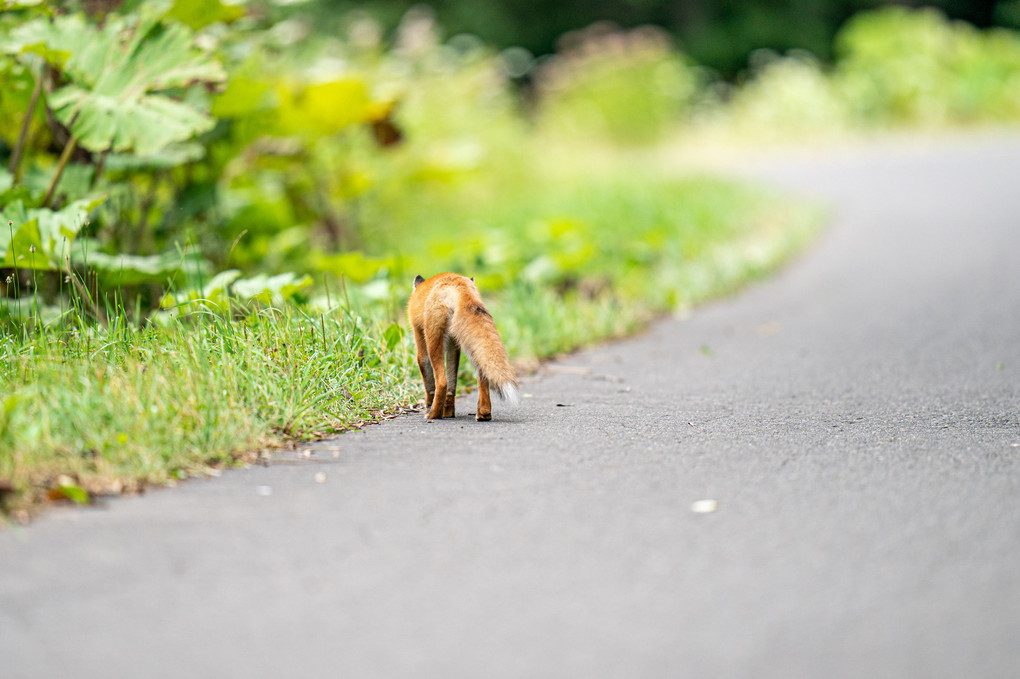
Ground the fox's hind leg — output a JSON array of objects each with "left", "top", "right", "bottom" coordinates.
[
  {"left": 424, "top": 309, "right": 449, "bottom": 420},
  {"left": 412, "top": 325, "right": 435, "bottom": 411},
  {"left": 476, "top": 374, "right": 492, "bottom": 421},
  {"left": 444, "top": 337, "right": 460, "bottom": 418}
]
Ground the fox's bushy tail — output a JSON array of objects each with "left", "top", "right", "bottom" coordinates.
[{"left": 450, "top": 306, "right": 520, "bottom": 404}]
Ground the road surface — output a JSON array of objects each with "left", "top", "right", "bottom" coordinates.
[{"left": 2, "top": 134, "right": 1019, "bottom": 678}]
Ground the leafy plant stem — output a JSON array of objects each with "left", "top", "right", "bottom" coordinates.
[
  {"left": 8, "top": 221, "right": 22, "bottom": 328},
  {"left": 92, "top": 149, "right": 109, "bottom": 190},
  {"left": 132, "top": 172, "right": 161, "bottom": 254},
  {"left": 42, "top": 133, "right": 79, "bottom": 209},
  {"left": 8, "top": 66, "right": 44, "bottom": 179}
]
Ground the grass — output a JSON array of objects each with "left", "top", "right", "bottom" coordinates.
[
  {"left": 0, "top": 307, "right": 417, "bottom": 515},
  {"left": 0, "top": 156, "right": 824, "bottom": 520}
]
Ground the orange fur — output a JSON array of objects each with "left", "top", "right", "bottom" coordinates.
[{"left": 407, "top": 273, "right": 520, "bottom": 421}]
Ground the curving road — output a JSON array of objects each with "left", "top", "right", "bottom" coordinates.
[{"left": 2, "top": 135, "right": 1019, "bottom": 678}]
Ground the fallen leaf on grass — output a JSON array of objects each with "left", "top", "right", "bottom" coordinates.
[{"left": 47, "top": 476, "right": 90, "bottom": 506}]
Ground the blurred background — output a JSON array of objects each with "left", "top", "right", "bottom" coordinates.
[
  {"left": 306, "top": 0, "right": 1020, "bottom": 78},
  {"left": 3, "top": 0, "right": 1020, "bottom": 327}
]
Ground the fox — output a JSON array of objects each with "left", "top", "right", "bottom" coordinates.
[{"left": 407, "top": 273, "right": 520, "bottom": 421}]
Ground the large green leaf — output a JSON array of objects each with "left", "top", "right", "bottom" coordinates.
[
  {"left": 161, "top": 269, "right": 242, "bottom": 311},
  {"left": 276, "top": 78, "right": 373, "bottom": 136},
  {"left": 168, "top": 0, "right": 245, "bottom": 30},
  {"left": 1, "top": 0, "right": 49, "bottom": 10},
  {"left": 0, "top": 14, "right": 72, "bottom": 66},
  {"left": 20, "top": 11, "right": 226, "bottom": 155},
  {"left": 231, "top": 272, "right": 313, "bottom": 305},
  {"left": 0, "top": 297, "right": 65, "bottom": 326},
  {"left": 58, "top": 12, "right": 225, "bottom": 92},
  {"left": 70, "top": 239, "right": 194, "bottom": 287},
  {"left": 313, "top": 251, "right": 395, "bottom": 283},
  {"left": 103, "top": 143, "right": 206, "bottom": 171},
  {"left": 50, "top": 88, "right": 215, "bottom": 156},
  {"left": 0, "top": 196, "right": 105, "bottom": 270},
  {"left": 161, "top": 269, "right": 313, "bottom": 311}
]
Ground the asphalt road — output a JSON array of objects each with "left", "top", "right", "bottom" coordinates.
[{"left": 3, "top": 135, "right": 1019, "bottom": 678}]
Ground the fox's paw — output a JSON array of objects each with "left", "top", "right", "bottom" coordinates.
[{"left": 476, "top": 412, "right": 492, "bottom": 422}]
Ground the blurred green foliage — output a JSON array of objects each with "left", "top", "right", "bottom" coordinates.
[
  {"left": 309, "top": 0, "right": 1014, "bottom": 78},
  {"left": 0, "top": 2, "right": 1019, "bottom": 331},
  {"left": 533, "top": 23, "right": 700, "bottom": 144},
  {"left": 721, "top": 51, "right": 852, "bottom": 140},
  {"left": 836, "top": 6, "right": 1020, "bottom": 124},
  {"left": 0, "top": 0, "right": 529, "bottom": 324},
  {"left": 713, "top": 6, "right": 1020, "bottom": 137}
]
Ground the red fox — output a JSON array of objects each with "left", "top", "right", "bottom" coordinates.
[{"left": 407, "top": 273, "right": 520, "bottom": 421}]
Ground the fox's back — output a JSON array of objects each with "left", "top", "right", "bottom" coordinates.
[{"left": 407, "top": 273, "right": 479, "bottom": 324}]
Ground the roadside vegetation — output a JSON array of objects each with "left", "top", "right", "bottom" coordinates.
[{"left": 2, "top": 1, "right": 1018, "bottom": 518}]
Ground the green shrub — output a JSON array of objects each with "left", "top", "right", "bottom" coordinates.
[
  {"left": 834, "top": 6, "right": 1020, "bottom": 125},
  {"left": 534, "top": 23, "right": 701, "bottom": 145},
  {"left": 721, "top": 50, "right": 851, "bottom": 139}
]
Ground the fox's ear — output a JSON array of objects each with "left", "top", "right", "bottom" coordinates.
[{"left": 413, "top": 274, "right": 425, "bottom": 290}]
